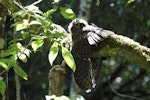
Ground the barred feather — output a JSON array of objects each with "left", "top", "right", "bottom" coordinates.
[{"left": 68, "top": 18, "right": 114, "bottom": 92}]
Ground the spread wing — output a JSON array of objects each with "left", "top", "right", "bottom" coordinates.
[{"left": 83, "top": 24, "right": 114, "bottom": 45}]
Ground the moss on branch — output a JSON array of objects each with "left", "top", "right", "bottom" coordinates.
[
  {"left": 1, "top": 0, "right": 22, "bottom": 13},
  {"left": 91, "top": 34, "right": 150, "bottom": 70},
  {"left": 1, "top": 0, "right": 150, "bottom": 70}
]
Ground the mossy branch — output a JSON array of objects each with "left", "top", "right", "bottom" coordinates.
[
  {"left": 1, "top": 0, "right": 150, "bottom": 72},
  {"left": 1, "top": 0, "right": 22, "bottom": 13},
  {"left": 91, "top": 34, "right": 150, "bottom": 70}
]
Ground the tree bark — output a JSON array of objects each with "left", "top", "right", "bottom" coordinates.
[
  {"left": 1, "top": 0, "right": 22, "bottom": 14},
  {"left": 91, "top": 34, "right": 150, "bottom": 70}
]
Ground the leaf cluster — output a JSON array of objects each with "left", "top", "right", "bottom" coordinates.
[{"left": 0, "top": 0, "right": 77, "bottom": 98}]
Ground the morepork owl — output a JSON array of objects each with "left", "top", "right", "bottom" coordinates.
[{"left": 68, "top": 18, "right": 114, "bottom": 92}]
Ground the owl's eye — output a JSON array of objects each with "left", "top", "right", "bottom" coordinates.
[{"left": 79, "top": 23, "right": 86, "bottom": 28}]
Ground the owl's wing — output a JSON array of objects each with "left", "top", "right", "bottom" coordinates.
[
  {"left": 91, "top": 58, "right": 102, "bottom": 85},
  {"left": 83, "top": 25, "right": 114, "bottom": 45},
  {"left": 73, "top": 56, "right": 102, "bottom": 92},
  {"left": 73, "top": 57, "right": 93, "bottom": 92}
]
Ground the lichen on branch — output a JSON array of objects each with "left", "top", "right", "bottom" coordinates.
[
  {"left": 1, "top": 0, "right": 150, "bottom": 71},
  {"left": 91, "top": 34, "right": 150, "bottom": 70}
]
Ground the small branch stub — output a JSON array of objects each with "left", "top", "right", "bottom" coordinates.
[{"left": 48, "top": 61, "right": 66, "bottom": 96}]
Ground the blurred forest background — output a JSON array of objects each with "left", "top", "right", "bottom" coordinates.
[{"left": 2, "top": 0, "right": 150, "bottom": 100}]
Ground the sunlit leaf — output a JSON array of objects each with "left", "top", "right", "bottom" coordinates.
[
  {"left": 0, "top": 59, "right": 13, "bottom": 70},
  {"left": 61, "top": 45, "right": 76, "bottom": 72},
  {"left": 17, "top": 52, "right": 27, "bottom": 63},
  {"left": 12, "top": 9, "right": 27, "bottom": 18},
  {"left": 0, "top": 61, "right": 9, "bottom": 71},
  {"left": 17, "top": 42, "right": 30, "bottom": 57},
  {"left": 126, "top": 0, "right": 134, "bottom": 6},
  {"left": 21, "top": 31, "right": 29, "bottom": 39},
  {"left": 48, "top": 42, "right": 59, "bottom": 66},
  {"left": 52, "top": 0, "right": 60, "bottom": 4},
  {"left": 31, "top": 39, "right": 44, "bottom": 52},
  {"left": 22, "top": 49, "right": 30, "bottom": 58},
  {"left": 26, "top": 5, "right": 43, "bottom": 14},
  {"left": 45, "top": 7, "right": 57, "bottom": 17},
  {"left": 30, "top": 20, "right": 41, "bottom": 25},
  {"left": 11, "top": 19, "right": 29, "bottom": 31},
  {"left": 16, "top": 42, "right": 30, "bottom": 62},
  {"left": 60, "top": 7, "right": 76, "bottom": 20}
]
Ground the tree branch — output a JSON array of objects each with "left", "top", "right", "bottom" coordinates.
[
  {"left": 1, "top": 0, "right": 22, "bottom": 13},
  {"left": 91, "top": 34, "right": 150, "bottom": 70}
]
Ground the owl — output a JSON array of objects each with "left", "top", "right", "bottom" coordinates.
[{"left": 68, "top": 18, "right": 114, "bottom": 92}]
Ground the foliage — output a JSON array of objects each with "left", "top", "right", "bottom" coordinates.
[
  {"left": 1, "top": 0, "right": 150, "bottom": 100},
  {"left": 0, "top": 0, "right": 76, "bottom": 99}
]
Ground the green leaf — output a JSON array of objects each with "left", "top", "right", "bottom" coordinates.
[
  {"left": 16, "top": 42, "right": 30, "bottom": 63},
  {"left": 11, "top": 19, "right": 29, "bottom": 31},
  {"left": 0, "top": 80, "right": 6, "bottom": 96},
  {"left": 45, "top": 7, "right": 57, "bottom": 17},
  {"left": 61, "top": 45, "right": 76, "bottom": 72},
  {"left": 31, "top": 39, "right": 44, "bottom": 52},
  {"left": 17, "top": 52, "right": 27, "bottom": 63},
  {"left": 52, "top": 0, "right": 60, "bottom": 4},
  {"left": 29, "top": 20, "right": 41, "bottom": 25},
  {"left": 17, "top": 19, "right": 29, "bottom": 31},
  {"left": 27, "top": 5, "right": 43, "bottom": 14},
  {"left": 126, "top": 0, "right": 134, "bottom": 6},
  {"left": 0, "top": 61, "right": 9, "bottom": 71},
  {"left": 12, "top": 63, "right": 28, "bottom": 80},
  {"left": 0, "top": 59, "right": 13, "bottom": 70},
  {"left": 35, "top": 15, "right": 51, "bottom": 28},
  {"left": 96, "top": 0, "right": 101, "bottom": 6},
  {"left": 0, "top": 43, "right": 19, "bottom": 58},
  {"left": 48, "top": 42, "right": 59, "bottom": 66},
  {"left": 12, "top": 9, "right": 27, "bottom": 18},
  {"left": 60, "top": 7, "right": 76, "bottom": 20}
]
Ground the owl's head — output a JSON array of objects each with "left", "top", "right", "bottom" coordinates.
[{"left": 68, "top": 18, "right": 88, "bottom": 40}]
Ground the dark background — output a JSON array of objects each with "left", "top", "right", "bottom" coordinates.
[{"left": 6, "top": 0, "right": 150, "bottom": 100}]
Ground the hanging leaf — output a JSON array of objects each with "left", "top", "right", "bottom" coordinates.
[
  {"left": 61, "top": 45, "right": 76, "bottom": 72},
  {"left": 16, "top": 42, "right": 30, "bottom": 63},
  {"left": 44, "top": 6, "right": 57, "bottom": 17},
  {"left": 12, "top": 62, "right": 28, "bottom": 80},
  {"left": 0, "top": 80, "right": 6, "bottom": 99},
  {"left": 11, "top": 19, "right": 29, "bottom": 31},
  {"left": 60, "top": 7, "right": 76, "bottom": 20},
  {"left": 12, "top": 9, "right": 27, "bottom": 18},
  {"left": 48, "top": 42, "right": 59, "bottom": 66},
  {"left": 17, "top": 52, "right": 27, "bottom": 63},
  {"left": 31, "top": 39, "right": 44, "bottom": 52},
  {"left": 0, "top": 61, "right": 9, "bottom": 71},
  {"left": 30, "top": 20, "right": 41, "bottom": 25},
  {"left": 126, "top": 0, "right": 135, "bottom": 6}
]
